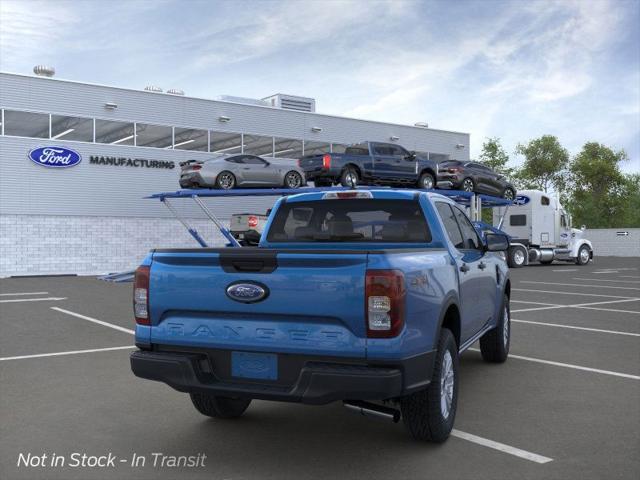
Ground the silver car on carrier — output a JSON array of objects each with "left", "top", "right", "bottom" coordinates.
[{"left": 179, "top": 154, "right": 306, "bottom": 189}]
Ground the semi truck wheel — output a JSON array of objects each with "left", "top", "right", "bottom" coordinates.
[
  {"left": 507, "top": 246, "right": 526, "bottom": 268},
  {"left": 479, "top": 294, "right": 510, "bottom": 363},
  {"left": 400, "top": 328, "right": 458, "bottom": 442},
  {"left": 576, "top": 245, "right": 591, "bottom": 265},
  {"left": 190, "top": 393, "right": 251, "bottom": 419}
]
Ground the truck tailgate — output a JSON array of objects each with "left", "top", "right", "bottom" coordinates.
[{"left": 148, "top": 249, "right": 368, "bottom": 357}]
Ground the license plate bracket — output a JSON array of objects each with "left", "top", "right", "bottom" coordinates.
[{"left": 231, "top": 351, "right": 278, "bottom": 380}]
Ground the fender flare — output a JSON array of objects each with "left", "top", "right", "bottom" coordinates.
[
  {"left": 437, "top": 292, "right": 461, "bottom": 348},
  {"left": 571, "top": 238, "right": 593, "bottom": 258}
]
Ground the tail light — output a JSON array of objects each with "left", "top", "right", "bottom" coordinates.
[
  {"left": 133, "top": 266, "right": 150, "bottom": 325},
  {"left": 323, "top": 191, "right": 373, "bottom": 199},
  {"left": 248, "top": 215, "right": 259, "bottom": 228},
  {"left": 365, "top": 270, "right": 405, "bottom": 338},
  {"left": 448, "top": 167, "right": 460, "bottom": 173},
  {"left": 322, "top": 154, "right": 331, "bottom": 169},
  {"left": 191, "top": 165, "right": 202, "bottom": 171},
  {"left": 297, "top": 159, "right": 302, "bottom": 167}
]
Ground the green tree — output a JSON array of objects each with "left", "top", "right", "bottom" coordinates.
[
  {"left": 479, "top": 137, "right": 512, "bottom": 176},
  {"left": 515, "top": 135, "right": 569, "bottom": 193},
  {"left": 566, "top": 142, "right": 636, "bottom": 228}
]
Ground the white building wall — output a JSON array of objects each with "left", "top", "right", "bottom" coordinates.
[
  {"left": 0, "top": 215, "right": 230, "bottom": 277},
  {"left": 586, "top": 228, "right": 640, "bottom": 258}
]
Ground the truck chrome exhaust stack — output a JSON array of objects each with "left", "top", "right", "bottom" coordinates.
[{"left": 343, "top": 400, "right": 401, "bottom": 423}]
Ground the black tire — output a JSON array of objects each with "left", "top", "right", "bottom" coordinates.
[
  {"left": 479, "top": 294, "right": 510, "bottom": 363},
  {"left": 461, "top": 177, "right": 475, "bottom": 192},
  {"left": 340, "top": 167, "right": 359, "bottom": 187},
  {"left": 284, "top": 171, "right": 303, "bottom": 189},
  {"left": 216, "top": 171, "right": 236, "bottom": 190},
  {"left": 503, "top": 187, "right": 515, "bottom": 200},
  {"left": 190, "top": 393, "right": 251, "bottom": 419},
  {"left": 400, "top": 328, "right": 458, "bottom": 442},
  {"left": 576, "top": 245, "right": 591, "bottom": 265},
  {"left": 417, "top": 172, "right": 435, "bottom": 190},
  {"left": 507, "top": 246, "right": 526, "bottom": 268}
]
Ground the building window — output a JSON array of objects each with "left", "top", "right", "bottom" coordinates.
[
  {"left": 95, "top": 119, "right": 135, "bottom": 145},
  {"left": 3, "top": 110, "right": 49, "bottom": 138},
  {"left": 303, "top": 140, "right": 331, "bottom": 156},
  {"left": 173, "top": 127, "right": 208, "bottom": 151},
  {"left": 135, "top": 123, "right": 173, "bottom": 149},
  {"left": 273, "top": 137, "right": 303, "bottom": 159},
  {"left": 51, "top": 114, "right": 94, "bottom": 142},
  {"left": 244, "top": 134, "right": 274, "bottom": 156},
  {"left": 210, "top": 131, "right": 243, "bottom": 154}
]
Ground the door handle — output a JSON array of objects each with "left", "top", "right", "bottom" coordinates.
[
  {"left": 242, "top": 167, "right": 251, "bottom": 170},
  {"left": 460, "top": 263, "right": 470, "bottom": 273},
  {"left": 478, "top": 261, "right": 487, "bottom": 270}
]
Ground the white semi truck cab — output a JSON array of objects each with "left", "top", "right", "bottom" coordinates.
[{"left": 493, "top": 190, "right": 593, "bottom": 267}]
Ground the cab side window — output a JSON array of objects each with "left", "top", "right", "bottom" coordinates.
[
  {"left": 436, "top": 203, "right": 464, "bottom": 249},
  {"left": 452, "top": 207, "right": 482, "bottom": 250}
]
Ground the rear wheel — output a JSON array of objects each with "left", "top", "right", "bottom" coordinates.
[
  {"left": 400, "top": 328, "right": 458, "bottom": 442},
  {"left": 576, "top": 245, "right": 591, "bottom": 265},
  {"left": 507, "top": 246, "right": 526, "bottom": 268},
  {"left": 190, "top": 393, "right": 251, "bottom": 419},
  {"left": 417, "top": 172, "right": 435, "bottom": 190},
  {"left": 461, "top": 177, "right": 475, "bottom": 192},
  {"left": 284, "top": 171, "right": 303, "bottom": 189},
  {"left": 503, "top": 187, "right": 515, "bottom": 200},
  {"left": 479, "top": 294, "right": 510, "bottom": 363},
  {"left": 216, "top": 171, "right": 236, "bottom": 189},
  {"left": 340, "top": 167, "right": 359, "bottom": 187}
]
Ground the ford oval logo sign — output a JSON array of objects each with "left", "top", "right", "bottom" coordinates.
[
  {"left": 514, "top": 195, "right": 530, "bottom": 206},
  {"left": 226, "top": 281, "right": 269, "bottom": 303},
  {"left": 28, "top": 146, "right": 82, "bottom": 168}
]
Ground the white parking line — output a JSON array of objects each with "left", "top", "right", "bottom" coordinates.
[
  {"left": 572, "top": 278, "right": 640, "bottom": 284},
  {"left": 468, "top": 348, "right": 640, "bottom": 380},
  {"left": 0, "top": 292, "right": 49, "bottom": 296},
  {"left": 574, "top": 306, "right": 640, "bottom": 315},
  {"left": 620, "top": 275, "right": 640, "bottom": 279},
  {"left": 510, "top": 300, "right": 559, "bottom": 306},
  {"left": 451, "top": 430, "right": 553, "bottom": 464},
  {"left": 511, "top": 297, "right": 640, "bottom": 313},
  {"left": 512, "top": 319, "right": 640, "bottom": 337},
  {"left": 512, "top": 288, "right": 638, "bottom": 299},
  {"left": 0, "top": 297, "right": 67, "bottom": 303},
  {"left": 520, "top": 281, "right": 640, "bottom": 291},
  {"left": 51, "top": 307, "right": 135, "bottom": 335},
  {"left": 0, "top": 346, "right": 135, "bottom": 362},
  {"left": 552, "top": 269, "right": 578, "bottom": 272}
]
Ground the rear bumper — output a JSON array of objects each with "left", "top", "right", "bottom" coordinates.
[{"left": 131, "top": 349, "right": 435, "bottom": 405}]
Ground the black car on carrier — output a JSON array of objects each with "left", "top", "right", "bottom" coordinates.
[{"left": 437, "top": 160, "right": 516, "bottom": 199}]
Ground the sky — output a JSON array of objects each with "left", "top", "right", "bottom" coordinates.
[{"left": 1, "top": 0, "right": 639, "bottom": 172}]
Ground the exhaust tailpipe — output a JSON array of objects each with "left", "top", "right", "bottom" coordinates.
[{"left": 343, "top": 400, "right": 401, "bottom": 423}]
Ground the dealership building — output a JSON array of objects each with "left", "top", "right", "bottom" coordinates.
[{"left": 0, "top": 69, "right": 470, "bottom": 277}]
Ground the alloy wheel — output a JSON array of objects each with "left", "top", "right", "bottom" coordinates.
[{"left": 440, "top": 350, "right": 455, "bottom": 419}]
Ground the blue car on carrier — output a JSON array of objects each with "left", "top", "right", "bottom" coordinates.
[{"left": 130, "top": 189, "right": 511, "bottom": 442}]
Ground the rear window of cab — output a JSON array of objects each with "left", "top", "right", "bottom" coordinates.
[{"left": 266, "top": 199, "right": 432, "bottom": 243}]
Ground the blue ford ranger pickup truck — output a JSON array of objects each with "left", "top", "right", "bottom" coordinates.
[
  {"left": 299, "top": 141, "right": 442, "bottom": 190},
  {"left": 131, "top": 189, "right": 511, "bottom": 442}
]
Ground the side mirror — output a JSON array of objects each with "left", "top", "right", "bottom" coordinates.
[
  {"left": 581, "top": 225, "right": 586, "bottom": 230},
  {"left": 405, "top": 151, "right": 416, "bottom": 161},
  {"left": 485, "top": 233, "right": 509, "bottom": 252}
]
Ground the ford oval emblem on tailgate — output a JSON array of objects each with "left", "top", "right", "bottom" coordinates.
[{"left": 226, "top": 281, "right": 269, "bottom": 303}]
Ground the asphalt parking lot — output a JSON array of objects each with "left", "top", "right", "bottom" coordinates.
[{"left": 1, "top": 257, "right": 639, "bottom": 480}]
